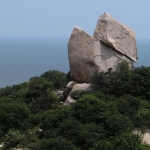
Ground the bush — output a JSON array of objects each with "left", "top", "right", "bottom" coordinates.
[
  {"left": 0, "top": 103, "right": 30, "bottom": 133},
  {"left": 3, "top": 129, "right": 23, "bottom": 148},
  {"left": 116, "top": 95, "right": 141, "bottom": 118},
  {"left": 40, "top": 137, "right": 79, "bottom": 150},
  {"left": 78, "top": 123, "right": 105, "bottom": 149},
  {"left": 18, "top": 128, "right": 41, "bottom": 150},
  {"left": 0, "top": 86, "right": 13, "bottom": 98},
  {"left": 113, "top": 133, "right": 144, "bottom": 150},
  {"left": 40, "top": 107, "right": 74, "bottom": 130},
  {"left": 105, "top": 114, "right": 133, "bottom": 135},
  {"left": 135, "top": 108, "right": 150, "bottom": 127},
  {"left": 70, "top": 90, "right": 92, "bottom": 100},
  {"left": 72, "top": 94, "right": 118, "bottom": 124},
  {"left": 57, "top": 118, "right": 83, "bottom": 141},
  {"left": 91, "top": 140, "right": 114, "bottom": 150},
  {"left": 92, "top": 63, "right": 150, "bottom": 101},
  {"left": 1, "top": 68, "right": 150, "bottom": 149},
  {"left": 30, "top": 89, "right": 58, "bottom": 114},
  {"left": 26, "top": 77, "right": 54, "bottom": 102},
  {"left": 41, "top": 70, "right": 68, "bottom": 89}
]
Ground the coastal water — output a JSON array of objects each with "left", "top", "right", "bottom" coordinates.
[
  {"left": 0, "top": 38, "right": 69, "bottom": 88},
  {"left": 0, "top": 38, "right": 149, "bottom": 88}
]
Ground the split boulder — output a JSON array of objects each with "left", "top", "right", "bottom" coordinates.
[{"left": 68, "top": 26, "right": 133, "bottom": 82}]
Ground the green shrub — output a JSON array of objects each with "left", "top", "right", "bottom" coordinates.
[
  {"left": 105, "top": 114, "right": 133, "bottom": 135},
  {"left": 41, "top": 70, "right": 68, "bottom": 89},
  {"left": 113, "top": 133, "right": 143, "bottom": 150},
  {"left": 40, "top": 107, "right": 74, "bottom": 130},
  {"left": 78, "top": 123, "right": 105, "bottom": 149},
  {"left": 26, "top": 76, "right": 54, "bottom": 102},
  {"left": 18, "top": 128, "right": 41, "bottom": 150},
  {"left": 0, "top": 86, "right": 13, "bottom": 98},
  {"left": 1, "top": 68, "right": 150, "bottom": 149},
  {"left": 3, "top": 129, "right": 23, "bottom": 148},
  {"left": 70, "top": 90, "right": 91, "bottom": 100},
  {"left": 92, "top": 63, "right": 150, "bottom": 101},
  {"left": 0, "top": 103, "right": 30, "bottom": 133},
  {"left": 72, "top": 94, "right": 118, "bottom": 124},
  {"left": 91, "top": 140, "right": 114, "bottom": 150},
  {"left": 135, "top": 108, "right": 150, "bottom": 127},
  {"left": 30, "top": 89, "right": 58, "bottom": 114},
  {"left": 40, "top": 137, "right": 79, "bottom": 150},
  {"left": 57, "top": 118, "right": 83, "bottom": 141},
  {"left": 116, "top": 95, "right": 141, "bottom": 117}
]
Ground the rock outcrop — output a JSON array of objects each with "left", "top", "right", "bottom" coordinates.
[
  {"left": 133, "top": 129, "right": 150, "bottom": 145},
  {"left": 68, "top": 26, "right": 134, "bottom": 82},
  {"left": 63, "top": 83, "right": 92, "bottom": 106},
  {"left": 68, "top": 27, "right": 101, "bottom": 82},
  {"left": 93, "top": 13, "right": 137, "bottom": 62},
  {"left": 69, "top": 83, "right": 92, "bottom": 96},
  {"left": 63, "top": 96, "right": 76, "bottom": 106},
  {"left": 68, "top": 12, "right": 137, "bottom": 83},
  {"left": 58, "top": 81, "right": 93, "bottom": 106}
]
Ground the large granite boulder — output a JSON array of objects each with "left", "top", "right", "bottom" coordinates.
[
  {"left": 93, "top": 13, "right": 137, "bottom": 62},
  {"left": 68, "top": 26, "right": 100, "bottom": 82},
  {"left": 68, "top": 26, "right": 133, "bottom": 82}
]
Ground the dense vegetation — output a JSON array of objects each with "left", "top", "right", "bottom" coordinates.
[{"left": 1, "top": 63, "right": 150, "bottom": 149}]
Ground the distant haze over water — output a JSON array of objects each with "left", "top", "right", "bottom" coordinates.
[
  {"left": 134, "top": 39, "right": 150, "bottom": 68},
  {"left": 0, "top": 38, "right": 69, "bottom": 88},
  {"left": 0, "top": 38, "right": 149, "bottom": 88}
]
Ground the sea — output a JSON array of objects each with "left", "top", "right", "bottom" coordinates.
[{"left": 0, "top": 38, "right": 149, "bottom": 88}]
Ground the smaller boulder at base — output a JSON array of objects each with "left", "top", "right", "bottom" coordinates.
[
  {"left": 69, "top": 83, "right": 92, "bottom": 96},
  {"left": 63, "top": 96, "right": 76, "bottom": 106},
  {"left": 66, "top": 81, "right": 76, "bottom": 89}
]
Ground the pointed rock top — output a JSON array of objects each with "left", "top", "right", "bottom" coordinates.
[
  {"left": 73, "top": 26, "right": 82, "bottom": 32},
  {"left": 94, "top": 13, "right": 137, "bottom": 62},
  {"left": 104, "top": 12, "right": 110, "bottom": 16}
]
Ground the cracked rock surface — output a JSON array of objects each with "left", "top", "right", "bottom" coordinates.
[
  {"left": 94, "top": 13, "right": 137, "bottom": 62},
  {"left": 68, "top": 26, "right": 133, "bottom": 82}
]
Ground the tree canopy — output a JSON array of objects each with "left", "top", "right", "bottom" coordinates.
[{"left": 0, "top": 66, "right": 150, "bottom": 150}]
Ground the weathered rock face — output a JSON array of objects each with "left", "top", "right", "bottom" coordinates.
[
  {"left": 66, "top": 81, "right": 76, "bottom": 89},
  {"left": 63, "top": 81, "right": 76, "bottom": 100},
  {"left": 63, "top": 96, "right": 76, "bottom": 106},
  {"left": 68, "top": 26, "right": 100, "bottom": 82},
  {"left": 97, "top": 41, "right": 133, "bottom": 71},
  {"left": 93, "top": 13, "right": 137, "bottom": 62},
  {"left": 68, "top": 13, "right": 137, "bottom": 83},
  {"left": 68, "top": 26, "right": 133, "bottom": 82}
]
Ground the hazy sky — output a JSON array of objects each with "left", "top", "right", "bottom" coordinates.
[{"left": 0, "top": 1, "right": 150, "bottom": 40}]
